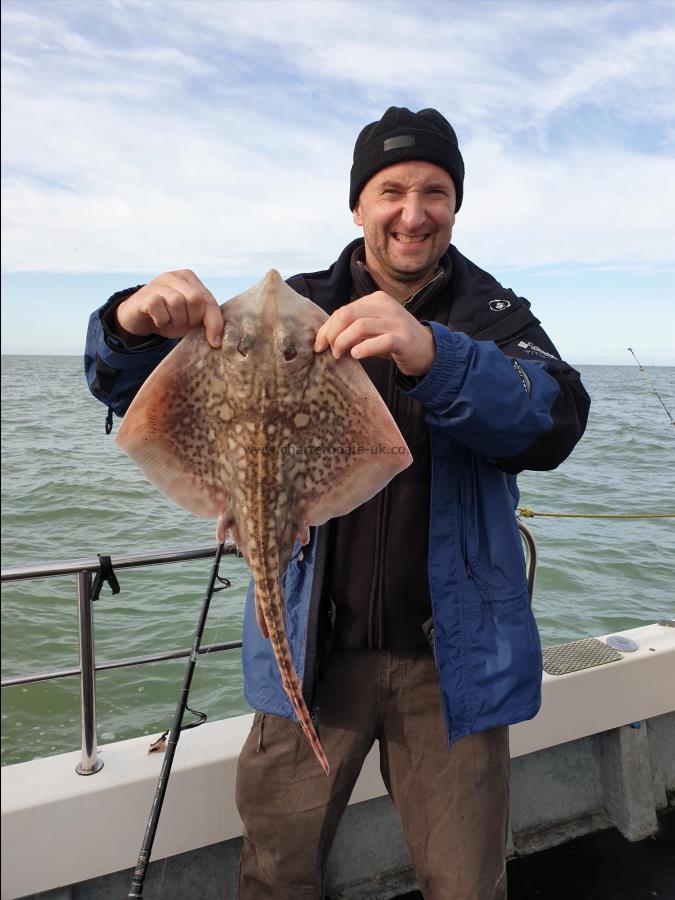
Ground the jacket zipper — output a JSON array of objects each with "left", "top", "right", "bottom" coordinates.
[
  {"left": 462, "top": 526, "right": 474, "bottom": 579},
  {"left": 372, "top": 362, "right": 396, "bottom": 649},
  {"left": 403, "top": 269, "right": 445, "bottom": 311},
  {"left": 458, "top": 449, "right": 473, "bottom": 579},
  {"left": 370, "top": 269, "right": 446, "bottom": 648}
]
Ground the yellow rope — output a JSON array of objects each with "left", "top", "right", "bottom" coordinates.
[{"left": 518, "top": 506, "right": 675, "bottom": 520}]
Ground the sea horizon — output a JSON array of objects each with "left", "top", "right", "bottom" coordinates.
[{"left": 2, "top": 353, "right": 673, "bottom": 369}]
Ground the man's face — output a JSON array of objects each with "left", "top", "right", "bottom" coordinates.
[{"left": 352, "top": 160, "right": 456, "bottom": 289}]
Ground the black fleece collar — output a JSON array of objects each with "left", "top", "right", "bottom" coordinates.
[{"left": 287, "top": 238, "right": 539, "bottom": 344}]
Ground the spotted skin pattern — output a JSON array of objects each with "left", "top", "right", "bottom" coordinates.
[{"left": 117, "top": 271, "right": 412, "bottom": 774}]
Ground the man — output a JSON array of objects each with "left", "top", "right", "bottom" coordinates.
[{"left": 85, "top": 107, "right": 590, "bottom": 899}]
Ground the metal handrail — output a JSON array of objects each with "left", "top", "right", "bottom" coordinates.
[
  {"left": 0, "top": 640, "right": 244, "bottom": 688},
  {"left": 1, "top": 543, "right": 242, "bottom": 776},
  {"left": 0, "top": 542, "right": 239, "bottom": 581},
  {"left": 518, "top": 520, "right": 537, "bottom": 601},
  {"left": 1, "top": 528, "right": 538, "bottom": 775}
]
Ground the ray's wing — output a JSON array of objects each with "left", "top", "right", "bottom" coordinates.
[
  {"left": 116, "top": 274, "right": 412, "bottom": 532},
  {"left": 116, "top": 330, "right": 232, "bottom": 519},
  {"left": 287, "top": 350, "right": 412, "bottom": 526}
]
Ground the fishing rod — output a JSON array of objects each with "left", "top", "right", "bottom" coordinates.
[
  {"left": 128, "top": 542, "right": 226, "bottom": 899},
  {"left": 627, "top": 348, "right": 674, "bottom": 426}
]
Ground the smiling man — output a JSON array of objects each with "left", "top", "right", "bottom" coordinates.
[
  {"left": 85, "top": 106, "right": 590, "bottom": 900},
  {"left": 353, "top": 166, "right": 457, "bottom": 292}
]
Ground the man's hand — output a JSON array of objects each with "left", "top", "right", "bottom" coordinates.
[
  {"left": 116, "top": 270, "right": 224, "bottom": 349},
  {"left": 313, "top": 291, "right": 436, "bottom": 377}
]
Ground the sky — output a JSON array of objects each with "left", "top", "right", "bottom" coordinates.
[{"left": 1, "top": 0, "right": 674, "bottom": 364}]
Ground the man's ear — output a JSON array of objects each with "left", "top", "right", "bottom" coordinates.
[{"left": 352, "top": 203, "right": 363, "bottom": 227}]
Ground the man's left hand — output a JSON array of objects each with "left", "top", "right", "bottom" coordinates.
[{"left": 313, "top": 292, "right": 436, "bottom": 378}]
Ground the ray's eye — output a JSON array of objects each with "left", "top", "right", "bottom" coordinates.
[
  {"left": 237, "top": 335, "right": 254, "bottom": 357},
  {"left": 283, "top": 344, "right": 297, "bottom": 362}
]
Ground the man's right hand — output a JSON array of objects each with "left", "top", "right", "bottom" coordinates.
[{"left": 116, "top": 269, "right": 224, "bottom": 349}]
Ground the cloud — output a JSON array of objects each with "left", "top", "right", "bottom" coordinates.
[
  {"left": 1, "top": 0, "right": 674, "bottom": 276},
  {"left": 457, "top": 140, "right": 675, "bottom": 270}
]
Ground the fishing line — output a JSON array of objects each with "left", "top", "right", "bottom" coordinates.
[
  {"left": 157, "top": 856, "right": 169, "bottom": 899},
  {"left": 155, "top": 567, "right": 231, "bottom": 899},
  {"left": 178, "top": 571, "right": 231, "bottom": 755},
  {"left": 147, "top": 573, "right": 229, "bottom": 755},
  {"left": 627, "top": 348, "right": 674, "bottom": 426},
  {"left": 128, "top": 543, "right": 227, "bottom": 899},
  {"left": 154, "top": 565, "right": 231, "bottom": 900}
]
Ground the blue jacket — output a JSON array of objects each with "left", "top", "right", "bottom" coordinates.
[{"left": 84, "top": 239, "right": 590, "bottom": 746}]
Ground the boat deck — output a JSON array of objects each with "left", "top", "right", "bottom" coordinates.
[
  {"left": 392, "top": 808, "right": 675, "bottom": 900},
  {"left": 3, "top": 623, "right": 673, "bottom": 900}
]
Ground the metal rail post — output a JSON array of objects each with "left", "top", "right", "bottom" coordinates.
[
  {"left": 75, "top": 570, "right": 103, "bottom": 775},
  {"left": 518, "top": 520, "right": 538, "bottom": 603}
]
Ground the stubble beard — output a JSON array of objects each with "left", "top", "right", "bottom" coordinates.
[
  {"left": 388, "top": 262, "right": 433, "bottom": 284},
  {"left": 362, "top": 219, "right": 448, "bottom": 293},
  {"left": 378, "top": 239, "right": 440, "bottom": 286}
]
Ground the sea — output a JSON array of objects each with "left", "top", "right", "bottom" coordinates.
[{"left": 1, "top": 356, "right": 674, "bottom": 767}]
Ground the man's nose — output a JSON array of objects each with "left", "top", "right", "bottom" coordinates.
[{"left": 399, "top": 193, "right": 426, "bottom": 230}]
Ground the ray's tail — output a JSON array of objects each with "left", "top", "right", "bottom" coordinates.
[
  {"left": 249, "top": 543, "right": 330, "bottom": 775},
  {"left": 276, "top": 636, "right": 330, "bottom": 776}
]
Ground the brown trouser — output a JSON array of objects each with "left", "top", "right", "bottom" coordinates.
[{"left": 236, "top": 651, "right": 509, "bottom": 899}]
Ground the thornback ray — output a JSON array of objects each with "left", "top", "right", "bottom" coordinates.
[{"left": 116, "top": 269, "right": 412, "bottom": 774}]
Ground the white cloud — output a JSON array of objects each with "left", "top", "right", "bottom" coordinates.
[
  {"left": 457, "top": 140, "right": 675, "bottom": 269},
  {"left": 1, "top": 0, "right": 674, "bottom": 277}
]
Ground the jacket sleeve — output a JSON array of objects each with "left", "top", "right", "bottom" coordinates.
[
  {"left": 403, "top": 320, "right": 590, "bottom": 472},
  {"left": 83, "top": 287, "right": 178, "bottom": 421}
]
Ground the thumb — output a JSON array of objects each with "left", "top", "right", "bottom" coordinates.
[{"left": 203, "top": 297, "right": 224, "bottom": 349}]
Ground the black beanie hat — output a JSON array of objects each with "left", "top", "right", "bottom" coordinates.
[{"left": 349, "top": 106, "right": 464, "bottom": 212}]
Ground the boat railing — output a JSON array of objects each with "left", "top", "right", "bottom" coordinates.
[
  {"left": 1, "top": 543, "right": 242, "bottom": 776},
  {"left": 0, "top": 524, "right": 537, "bottom": 777},
  {"left": 519, "top": 520, "right": 537, "bottom": 599}
]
